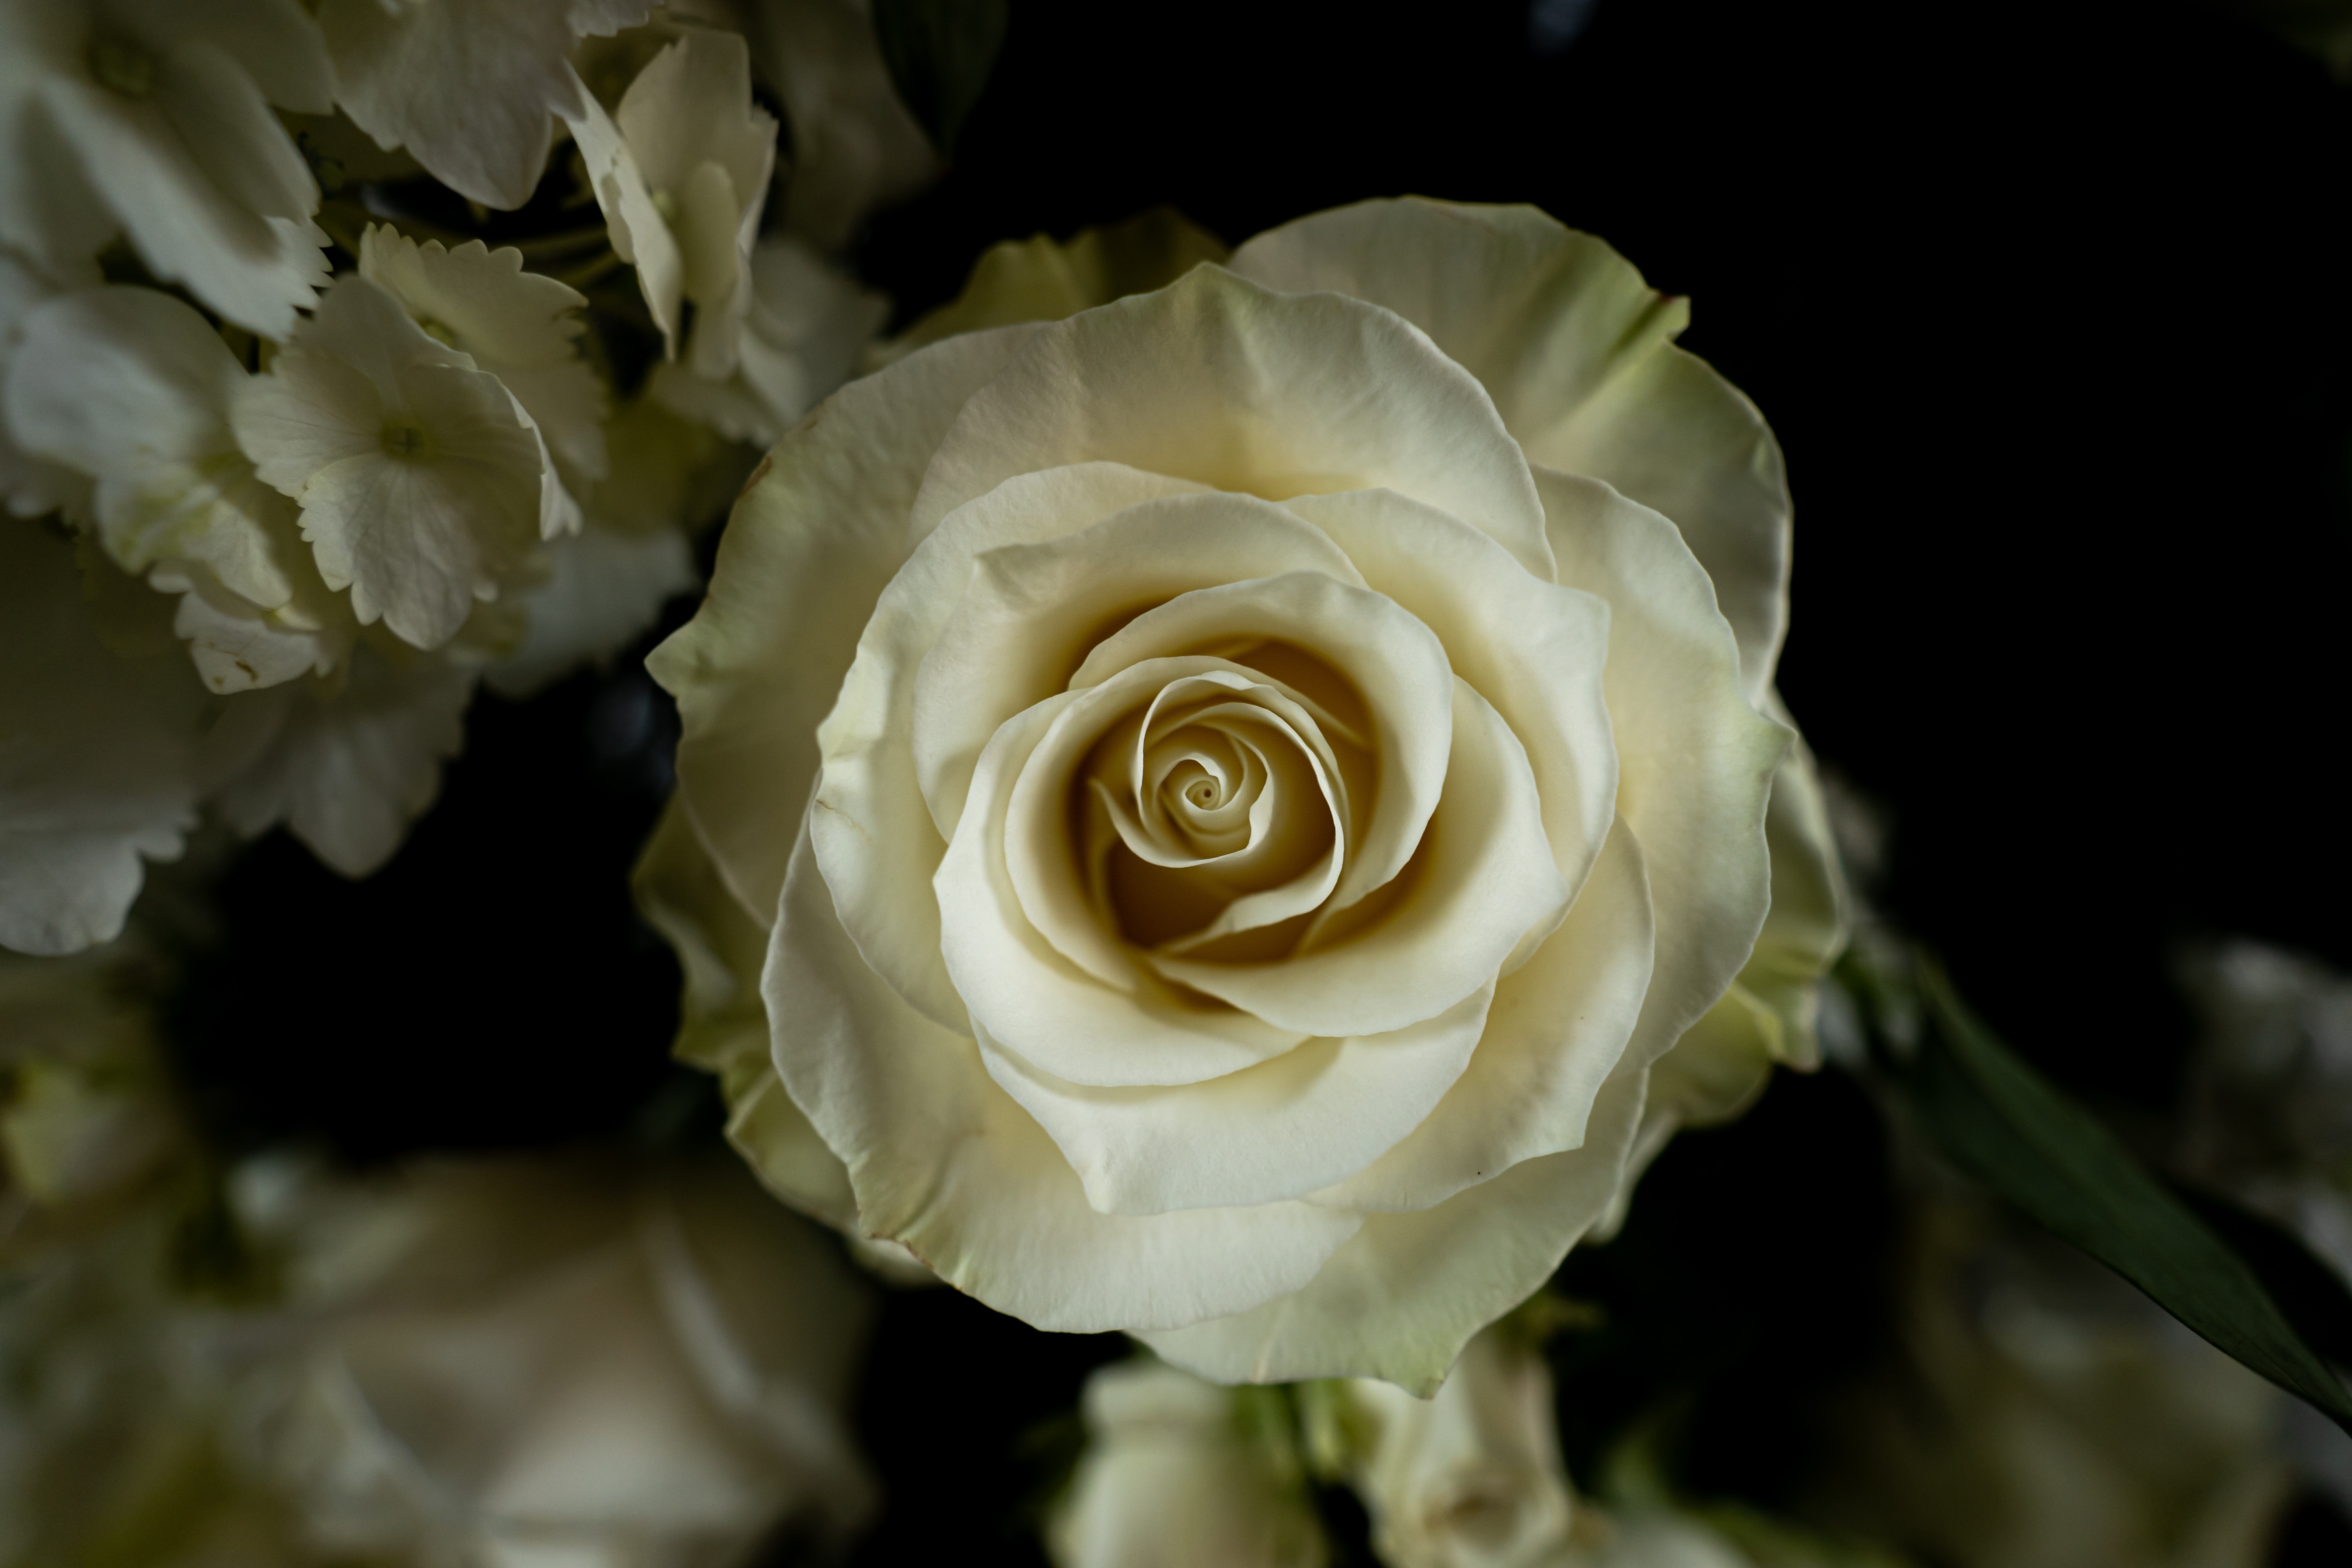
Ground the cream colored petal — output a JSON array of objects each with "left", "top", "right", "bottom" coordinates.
[
  {"left": 120, "top": 0, "right": 335, "bottom": 113},
  {"left": 496, "top": 358, "right": 608, "bottom": 492},
  {"left": 880, "top": 207, "right": 1228, "bottom": 364},
  {"left": 0, "top": 252, "right": 91, "bottom": 519},
  {"left": 1726, "top": 698, "right": 1850, "bottom": 1071},
  {"left": 293, "top": 271, "right": 473, "bottom": 399},
  {"left": 1139, "top": 1071, "right": 1648, "bottom": 1394},
  {"left": 912, "top": 490, "right": 1364, "bottom": 838},
  {"left": 614, "top": 31, "right": 774, "bottom": 210},
  {"left": 321, "top": 0, "right": 648, "bottom": 211},
  {"left": 485, "top": 524, "right": 696, "bottom": 700},
  {"left": 770, "top": 817, "right": 1363, "bottom": 1333},
  {"left": 358, "top": 226, "right": 590, "bottom": 371},
  {"left": 170, "top": 574, "right": 336, "bottom": 692},
  {"left": 42, "top": 81, "right": 326, "bottom": 339},
  {"left": 1307, "top": 819, "right": 1653, "bottom": 1214},
  {"left": 1070, "top": 570, "right": 1456, "bottom": 928},
  {"left": 3, "top": 285, "right": 296, "bottom": 608},
  {"left": 1230, "top": 199, "right": 1790, "bottom": 701},
  {"left": 215, "top": 642, "right": 472, "bottom": 876},
  {"left": 156, "top": 38, "right": 315, "bottom": 221},
  {"left": 1279, "top": 487, "right": 1615, "bottom": 906},
  {"left": 808, "top": 457, "right": 1201, "bottom": 1031},
  {"left": 232, "top": 345, "right": 383, "bottom": 497},
  {"left": 648, "top": 325, "right": 1038, "bottom": 938},
  {"left": 909, "top": 266, "right": 1553, "bottom": 580},
  {"left": 1540, "top": 467, "right": 1787, "bottom": 1075},
  {"left": 0, "top": 526, "right": 204, "bottom": 956},
  {"left": 1154, "top": 679, "right": 1570, "bottom": 1042},
  {"left": 976, "top": 980, "right": 1491, "bottom": 1217},
  {"left": 631, "top": 797, "right": 860, "bottom": 1235},
  {"left": 562, "top": 75, "right": 682, "bottom": 358},
  {"left": 934, "top": 670, "right": 1311, "bottom": 1089}
]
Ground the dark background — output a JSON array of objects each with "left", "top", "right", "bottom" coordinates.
[{"left": 178, "top": 1, "right": 2352, "bottom": 1563}]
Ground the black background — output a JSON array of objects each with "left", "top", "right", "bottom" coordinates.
[{"left": 179, "top": 2, "right": 2352, "bottom": 1563}]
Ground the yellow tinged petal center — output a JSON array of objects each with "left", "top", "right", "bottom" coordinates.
[
  {"left": 380, "top": 421, "right": 430, "bottom": 460},
  {"left": 88, "top": 34, "right": 156, "bottom": 99}
]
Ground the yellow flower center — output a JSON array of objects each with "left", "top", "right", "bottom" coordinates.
[
  {"left": 88, "top": 34, "right": 156, "bottom": 98},
  {"left": 380, "top": 421, "right": 430, "bottom": 460}
]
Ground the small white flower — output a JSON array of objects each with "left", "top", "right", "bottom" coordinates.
[
  {"left": 650, "top": 232, "right": 887, "bottom": 446},
  {"left": 319, "top": 0, "right": 651, "bottom": 211},
  {"left": 1341, "top": 1325, "right": 1576, "bottom": 1568},
  {"left": 0, "top": 0, "right": 334, "bottom": 338},
  {"left": 232, "top": 274, "right": 550, "bottom": 653},
  {"left": 3, "top": 284, "right": 348, "bottom": 694},
  {"left": 1049, "top": 1360, "right": 1329, "bottom": 1568},
  {"left": 484, "top": 523, "right": 697, "bottom": 699},
  {"left": 566, "top": 28, "right": 777, "bottom": 374},
  {"left": 359, "top": 221, "right": 608, "bottom": 535}
]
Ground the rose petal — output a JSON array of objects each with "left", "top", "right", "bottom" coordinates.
[
  {"left": 911, "top": 490, "right": 1364, "bottom": 837},
  {"left": 1069, "top": 570, "right": 1455, "bottom": 927},
  {"left": 1152, "top": 679, "right": 1570, "bottom": 1040},
  {"left": 771, "top": 817, "right": 1362, "bottom": 1332},
  {"left": 648, "top": 327, "right": 1040, "bottom": 943},
  {"left": 1230, "top": 199, "right": 1790, "bottom": 701},
  {"left": 935, "top": 665, "right": 1315, "bottom": 1090},
  {"left": 1539, "top": 468, "right": 1788, "bottom": 1074},
  {"left": 1305, "top": 817, "right": 1654, "bottom": 1213},
  {"left": 1137, "top": 1070, "right": 1648, "bottom": 1394},
  {"left": 1279, "top": 487, "right": 1615, "bottom": 917},
  {"left": 975, "top": 980, "right": 1491, "bottom": 1217},
  {"left": 909, "top": 265, "right": 1553, "bottom": 581},
  {"left": 810, "top": 459, "right": 1208, "bottom": 1030}
]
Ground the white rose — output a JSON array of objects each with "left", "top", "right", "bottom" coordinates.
[
  {"left": 1048, "top": 1359, "right": 1328, "bottom": 1568},
  {"left": 645, "top": 197, "right": 1845, "bottom": 1389},
  {"left": 1340, "top": 1323, "right": 1575, "bottom": 1568}
]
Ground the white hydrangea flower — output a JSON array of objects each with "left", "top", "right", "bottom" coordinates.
[
  {"left": 211, "top": 638, "right": 472, "bottom": 878},
  {"left": 566, "top": 28, "right": 777, "bottom": 375},
  {"left": 319, "top": 0, "right": 651, "bottom": 211},
  {"left": 232, "top": 274, "right": 551, "bottom": 653},
  {"left": 649, "top": 232, "right": 887, "bottom": 446},
  {"left": 0, "top": 252, "right": 94, "bottom": 519},
  {"left": 0, "top": 524, "right": 205, "bottom": 957},
  {"left": 0, "top": 0, "right": 334, "bottom": 339},
  {"left": 747, "top": 0, "right": 939, "bottom": 250},
  {"left": 3, "top": 284, "right": 350, "bottom": 694},
  {"left": 485, "top": 523, "right": 697, "bottom": 699},
  {"left": 358, "top": 222, "right": 607, "bottom": 535}
]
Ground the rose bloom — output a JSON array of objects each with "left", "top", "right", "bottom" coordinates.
[{"left": 639, "top": 198, "right": 1845, "bottom": 1390}]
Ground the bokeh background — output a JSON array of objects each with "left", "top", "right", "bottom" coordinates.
[{"left": 172, "top": 2, "right": 2352, "bottom": 1561}]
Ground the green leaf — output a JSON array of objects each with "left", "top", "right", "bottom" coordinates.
[
  {"left": 873, "top": 0, "right": 1011, "bottom": 158},
  {"left": 1882, "top": 953, "right": 2352, "bottom": 1433}
]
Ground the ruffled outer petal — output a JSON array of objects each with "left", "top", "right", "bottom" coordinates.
[
  {"left": 632, "top": 797, "right": 859, "bottom": 1233},
  {"left": 1305, "top": 817, "right": 1654, "bottom": 1214},
  {"left": 1138, "top": 1070, "right": 1648, "bottom": 1394},
  {"left": 811, "top": 460, "right": 1208, "bottom": 1032},
  {"left": 769, "top": 817, "right": 1362, "bottom": 1333},
  {"left": 1538, "top": 468, "right": 1788, "bottom": 1074},
  {"left": 1229, "top": 198, "right": 1791, "bottom": 701},
  {"left": 909, "top": 265, "right": 1554, "bottom": 581},
  {"left": 648, "top": 325, "right": 1041, "bottom": 939},
  {"left": 0, "top": 526, "right": 203, "bottom": 955}
]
